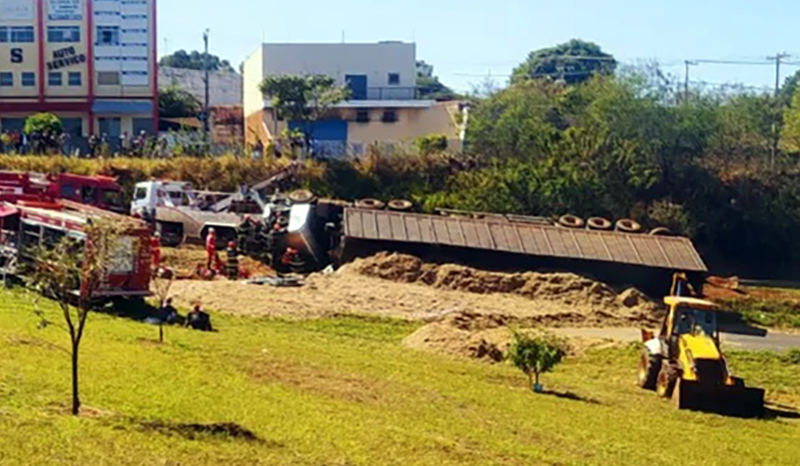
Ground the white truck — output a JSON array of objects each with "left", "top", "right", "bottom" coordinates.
[{"left": 131, "top": 180, "right": 257, "bottom": 247}]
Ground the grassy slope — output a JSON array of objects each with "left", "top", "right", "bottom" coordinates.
[{"left": 1, "top": 289, "right": 800, "bottom": 466}]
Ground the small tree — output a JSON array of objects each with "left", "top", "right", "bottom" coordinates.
[
  {"left": 158, "top": 85, "right": 202, "bottom": 119},
  {"left": 24, "top": 113, "right": 63, "bottom": 135},
  {"left": 29, "top": 219, "right": 126, "bottom": 415},
  {"left": 508, "top": 332, "right": 567, "bottom": 392},
  {"left": 258, "top": 75, "right": 350, "bottom": 155}
]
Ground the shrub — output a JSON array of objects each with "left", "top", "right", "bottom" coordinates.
[
  {"left": 24, "top": 113, "right": 63, "bottom": 135},
  {"left": 414, "top": 133, "right": 448, "bottom": 155},
  {"left": 507, "top": 331, "right": 567, "bottom": 392}
]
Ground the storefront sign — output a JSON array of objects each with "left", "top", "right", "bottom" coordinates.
[
  {"left": 0, "top": 0, "right": 33, "bottom": 20},
  {"left": 47, "top": 46, "right": 87, "bottom": 71},
  {"left": 48, "top": 0, "right": 82, "bottom": 21}
]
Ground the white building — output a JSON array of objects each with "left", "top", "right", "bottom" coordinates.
[{"left": 243, "top": 41, "right": 465, "bottom": 155}]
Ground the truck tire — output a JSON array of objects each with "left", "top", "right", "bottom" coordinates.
[
  {"left": 156, "top": 221, "right": 184, "bottom": 247},
  {"left": 649, "top": 227, "right": 673, "bottom": 236},
  {"left": 638, "top": 349, "right": 662, "bottom": 391},
  {"left": 656, "top": 364, "right": 679, "bottom": 399},
  {"left": 587, "top": 217, "right": 613, "bottom": 231},
  {"left": 616, "top": 219, "right": 643, "bottom": 234},
  {"left": 288, "top": 189, "right": 316, "bottom": 204},
  {"left": 355, "top": 199, "right": 385, "bottom": 210},
  {"left": 388, "top": 199, "right": 413, "bottom": 212},
  {"left": 559, "top": 215, "right": 585, "bottom": 229}
]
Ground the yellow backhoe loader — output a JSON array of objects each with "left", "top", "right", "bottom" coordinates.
[{"left": 637, "top": 274, "right": 765, "bottom": 417}]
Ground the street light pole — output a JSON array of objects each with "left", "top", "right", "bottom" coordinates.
[{"left": 203, "top": 29, "right": 211, "bottom": 144}]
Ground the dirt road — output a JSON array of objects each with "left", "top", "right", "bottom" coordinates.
[{"left": 552, "top": 327, "right": 800, "bottom": 352}]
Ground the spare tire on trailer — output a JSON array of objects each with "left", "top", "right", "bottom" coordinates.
[
  {"left": 587, "top": 217, "right": 613, "bottom": 231},
  {"left": 559, "top": 214, "right": 585, "bottom": 229},
  {"left": 649, "top": 227, "right": 673, "bottom": 237},
  {"left": 616, "top": 218, "right": 643, "bottom": 233},
  {"left": 388, "top": 199, "right": 413, "bottom": 212},
  {"left": 355, "top": 199, "right": 385, "bottom": 210},
  {"left": 288, "top": 189, "right": 316, "bottom": 204}
]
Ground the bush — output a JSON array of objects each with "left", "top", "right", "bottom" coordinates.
[
  {"left": 24, "top": 113, "right": 63, "bottom": 135},
  {"left": 507, "top": 331, "right": 567, "bottom": 392},
  {"left": 414, "top": 133, "right": 448, "bottom": 155}
]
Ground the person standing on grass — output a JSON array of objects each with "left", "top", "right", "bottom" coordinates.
[{"left": 186, "top": 304, "right": 213, "bottom": 332}]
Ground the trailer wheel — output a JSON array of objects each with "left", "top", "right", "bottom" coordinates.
[
  {"left": 559, "top": 215, "right": 585, "bottom": 229},
  {"left": 355, "top": 199, "right": 385, "bottom": 210},
  {"left": 587, "top": 217, "right": 613, "bottom": 231},
  {"left": 638, "top": 349, "right": 662, "bottom": 391},
  {"left": 388, "top": 199, "right": 413, "bottom": 212},
  {"left": 616, "top": 218, "right": 643, "bottom": 234},
  {"left": 288, "top": 189, "right": 317, "bottom": 204},
  {"left": 649, "top": 227, "right": 673, "bottom": 236}
]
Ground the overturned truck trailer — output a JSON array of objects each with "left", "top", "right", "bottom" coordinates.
[{"left": 278, "top": 202, "right": 708, "bottom": 296}]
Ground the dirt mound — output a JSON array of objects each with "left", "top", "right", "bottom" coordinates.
[
  {"left": 162, "top": 246, "right": 272, "bottom": 279},
  {"left": 345, "top": 253, "right": 637, "bottom": 309}
]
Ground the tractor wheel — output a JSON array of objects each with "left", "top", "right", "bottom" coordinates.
[
  {"left": 388, "top": 199, "right": 413, "bottom": 212},
  {"left": 355, "top": 199, "right": 385, "bottom": 210},
  {"left": 288, "top": 189, "right": 316, "bottom": 204},
  {"left": 638, "top": 349, "right": 662, "bottom": 391},
  {"left": 559, "top": 214, "right": 585, "bottom": 229},
  {"left": 656, "top": 364, "right": 678, "bottom": 399}
]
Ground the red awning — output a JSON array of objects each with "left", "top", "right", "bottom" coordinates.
[{"left": 0, "top": 205, "right": 19, "bottom": 219}]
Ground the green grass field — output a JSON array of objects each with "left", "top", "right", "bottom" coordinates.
[{"left": 2, "top": 288, "right": 800, "bottom": 466}]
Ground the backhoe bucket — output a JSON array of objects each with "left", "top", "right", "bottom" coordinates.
[{"left": 673, "top": 379, "right": 765, "bottom": 418}]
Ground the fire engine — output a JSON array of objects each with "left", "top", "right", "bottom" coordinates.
[
  {"left": 0, "top": 171, "right": 125, "bottom": 213},
  {"left": 0, "top": 200, "right": 151, "bottom": 299}
]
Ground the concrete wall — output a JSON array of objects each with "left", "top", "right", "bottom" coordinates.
[
  {"left": 242, "top": 46, "right": 264, "bottom": 123},
  {"left": 159, "top": 67, "right": 242, "bottom": 107},
  {"left": 261, "top": 42, "right": 416, "bottom": 89}
]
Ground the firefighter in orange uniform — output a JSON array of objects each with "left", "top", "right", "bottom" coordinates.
[
  {"left": 150, "top": 232, "right": 161, "bottom": 269},
  {"left": 206, "top": 228, "right": 217, "bottom": 271}
]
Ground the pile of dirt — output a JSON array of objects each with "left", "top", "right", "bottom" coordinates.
[
  {"left": 344, "top": 252, "right": 646, "bottom": 309},
  {"left": 161, "top": 246, "right": 272, "bottom": 279}
]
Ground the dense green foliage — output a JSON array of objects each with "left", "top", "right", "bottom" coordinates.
[
  {"left": 417, "top": 60, "right": 460, "bottom": 100},
  {"left": 2, "top": 290, "right": 800, "bottom": 465},
  {"left": 158, "top": 49, "right": 235, "bottom": 73},
  {"left": 24, "top": 113, "right": 63, "bottom": 135},
  {"left": 158, "top": 85, "right": 202, "bottom": 119},
  {"left": 512, "top": 39, "right": 617, "bottom": 85}
]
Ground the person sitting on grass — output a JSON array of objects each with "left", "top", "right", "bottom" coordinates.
[
  {"left": 186, "top": 304, "right": 213, "bottom": 332},
  {"left": 160, "top": 298, "right": 180, "bottom": 325}
]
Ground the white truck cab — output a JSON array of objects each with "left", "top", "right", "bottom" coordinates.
[{"left": 131, "top": 181, "right": 198, "bottom": 217}]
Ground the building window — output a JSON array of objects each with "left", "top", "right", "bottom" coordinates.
[
  {"left": 97, "top": 26, "right": 120, "bottom": 46},
  {"left": 48, "top": 72, "right": 63, "bottom": 87},
  {"left": 21, "top": 72, "right": 35, "bottom": 87},
  {"left": 48, "top": 26, "right": 81, "bottom": 43},
  {"left": 0, "top": 73, "right": 13, "bottom": 87},
  {"left": 388, "top": 73, "right": 400, "bottom": 85},
  {"left": 97, "top": 71, "right": 120, "bottom": 85},
  {"left": 382, "top": 110, "right": 398, "bottom": 123},
  {"left": 0, "top": 26, "right": 35, "bottom": 43},
  {"left": 68, "top": 72, "right": 82, "bottom": 87},
  {"left": 355, "top": 110, "right": 371, "bottom": 123}
]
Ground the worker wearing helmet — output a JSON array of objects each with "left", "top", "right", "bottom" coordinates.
[{"left": 206, "top": 228, "right": 217, "bottom": 270}]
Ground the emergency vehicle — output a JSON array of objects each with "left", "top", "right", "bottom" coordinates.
[
  {"left": 0, "top": 200, "right": 151, "bottom": 299},
  {"left": 0, "top": 171, "right": 125, "bottom": 213}
]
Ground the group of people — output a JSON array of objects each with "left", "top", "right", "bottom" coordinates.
[
  {"left": 0, "top": 129, "right": 71, "bottom": 155},
  {"left": 0, "top": 128, "right": 161, "bottom": 158},
  {"left": 157, "top": 298, "right": 214, "bottom": 332}
]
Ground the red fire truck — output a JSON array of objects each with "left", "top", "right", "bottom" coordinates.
[
  {"left": 0, "top": 171, "right": 125, "bottom": 213},
  {"left": 0, "top": 200, "right": 151, "bottom": 299}
]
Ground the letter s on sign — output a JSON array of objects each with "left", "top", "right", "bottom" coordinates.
[{"left": 10, "top": 48, "right": 23, "bottom": 64}]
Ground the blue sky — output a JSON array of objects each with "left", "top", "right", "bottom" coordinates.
[{"left": 158, "top": 0, "right": 800, "bottom": 93}]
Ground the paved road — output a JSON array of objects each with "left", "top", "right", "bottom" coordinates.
[{"left": 553, "top": 327, "right": 800, "bottom": 352}]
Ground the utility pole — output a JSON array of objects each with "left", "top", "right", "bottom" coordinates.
[
  {"left": 684, "top": 60, "right": 697, "bottom": 103},
  {"left": 203, "top": 29, "right": 211, "bottom": 144},
  {"left": 768, "top": 52, "right": 790, "bottom": 168}
]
